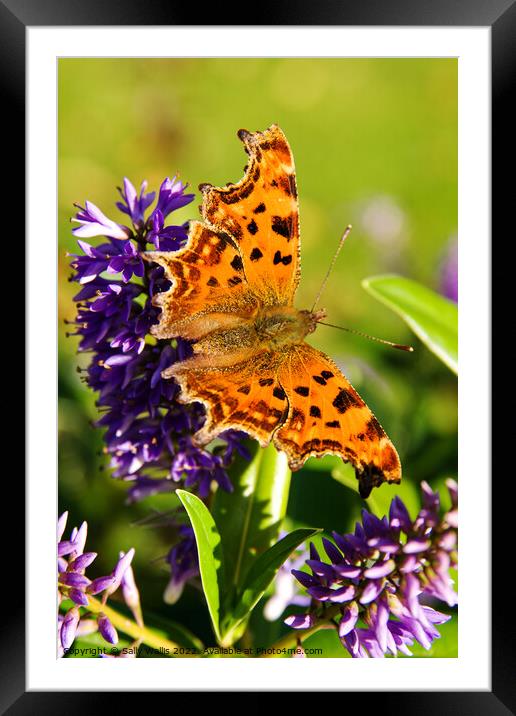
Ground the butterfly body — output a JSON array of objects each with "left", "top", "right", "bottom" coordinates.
[
  {"left": 145, "top": 125, "right": 402, "bottom": 497},
  {"left": 254, "top": 305, "right": 322, "bottom": 348}
]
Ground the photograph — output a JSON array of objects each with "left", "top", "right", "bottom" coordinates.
[{"left": 57, "top": 57, "right": 459, "bottom": 660}]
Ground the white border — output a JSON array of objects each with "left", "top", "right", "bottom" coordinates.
[{"left": 28, "top": 27, "right": 490, "bottom": 691}]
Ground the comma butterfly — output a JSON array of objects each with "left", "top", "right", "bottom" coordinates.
[{"left": 145, "top": 125, "right": 401, "bottom": 497}]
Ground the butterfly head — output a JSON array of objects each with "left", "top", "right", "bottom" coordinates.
[
  {"left": 300, "top": 308, "right": 327, "bottom": 335},
  {"left": 253, "top": 306, "right": 327, "bottom": 350}
]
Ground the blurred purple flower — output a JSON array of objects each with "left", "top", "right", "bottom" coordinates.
[
  {"left": 286, "top": 480, "right": 458, "bottom": 658},
  {"left": 68, "top": 177, "right": 246, "bottom": 506},
  {"left": 57, "top": 512, "right": 138, "bottom": 656},
  {"left": 440, "top": 237, "right": 458, "bottom": 303},
  {"left": 263, "top": 536, "right": 311, "bottom": 621},
  {"left": 163, "top": 525, "right": 200, "bottom": 605}
]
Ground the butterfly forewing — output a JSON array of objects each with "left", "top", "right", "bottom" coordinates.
[
  {"left": 200, "top": 125, "right": 301, "bottom": 306},
  {"left": 146, "top": 221, "right": 258, "bottom": 340}
]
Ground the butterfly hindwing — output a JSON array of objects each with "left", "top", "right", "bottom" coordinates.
[
  {"left": 169, "top": 350, "right": 289, "bottom": 447},
  {"left": 200, "top": 125, "right": 300, "bottom": 306},
  {"left": 274, "top": 344, "right": 401, "bottom": 497}
]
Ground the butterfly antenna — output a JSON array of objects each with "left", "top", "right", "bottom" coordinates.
[
  {"left": 318, "top": 321, "right": 414, "bottom": 352},
  {"left": 311, "top": 225, "right": 353, "bottom": 313}
]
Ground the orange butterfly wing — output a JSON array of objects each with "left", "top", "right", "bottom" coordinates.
[
  {"left": 169, "top": 350, "right": 289, "bottom": 448},
  {"left": 145, "top": 221, "right": 258, "bottom": 340},
  {"left": 200, "top": 125, "right": 300, "bottom": 305},
  {"left": 148, "top": 125, "right": 402, "bottom": 497},
  {"left": 274, "top": 344, "right": 401, "bottom": 497}
]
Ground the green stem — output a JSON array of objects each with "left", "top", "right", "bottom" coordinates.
[{"left": 85, "top": 596, "right": 197, "bottom": 657}]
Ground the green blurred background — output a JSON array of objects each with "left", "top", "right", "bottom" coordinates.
[{"left": 58, "top": 58, "right": 457, "bottom": 656}]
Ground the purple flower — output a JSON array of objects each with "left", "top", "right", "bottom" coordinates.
[
  {"left": 72, "top": 201, "right": 130, "bottom": 240},
  {"left": 150, "top": 176, "right": 195, "bottom": 221},
  {"left": 106, "top": 240, "right": 145, "bottom": 283},
  {"left": 147, "top": 209, "right": 190, "bottom": 252},
  {"left": 286, "top": 480, "right": 458, "bottom": 658},
  {"left": 116, "top": 178, "right": 155, "bottom": 229},
  {"left": 164, "top": 525, "right": 199, "bottom": 605},
  {"left": 68, "top": 177, "right": 246, "bottom": 507},
  {"left": 440, "top": 236, "right": 458, "bottom": 303},
  {"left": 57, "top": 512, "right": 138, "bottom": 656},
  {"left": 263, "top": 536, "right": 311, "bottom": 621}
]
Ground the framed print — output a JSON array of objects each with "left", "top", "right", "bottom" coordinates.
[{"left": 3, "top": 0, "right": 510, "bottom": 709}]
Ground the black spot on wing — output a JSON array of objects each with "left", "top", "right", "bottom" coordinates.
[
  {"left": 313, "top": 375, "right": 327, "bottom": 386},
  {"left": 288, "top": 174, "right": 298, "bottom": 199},
  {"left": 250, "top": 247, "right": 263, "bottom": 262},
  {"left": 332, "top": 389, "right": 361, "bottom": 414},
  {"left": 273, "top": 250, "right": 293, "bottom": 266},
  {"left": 326, "top": 420, "right": 340, "bottom": 428},
  {"left": 230, "top": 254, "right": 243, "bottom": 271},
  {"left": 253, "top": 203, "right": 266, "bottom": 214},
  {"left": 294, "top": 386, "right": 309, "bottom": 397},
  {"left": 273, "top": 386, "right": 286, "bottom": 401},
  {"left": 271, "top": 215, "right": 292, "bottom": 239},
  {"left": 310, "top": 406, "right": 321, "bottom": 418},
  {"left": 291, "top": 409, "right": 305, "bottom": 428},
  {"left": 259, "top": 377, "right": 274, "bottom": 387},
  {"left": 366, "top": 417, "right": 384, "bottom": 440}
]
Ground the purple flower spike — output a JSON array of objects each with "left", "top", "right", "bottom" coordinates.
[
  {"left": 72, "top": 201, "right": 130, "bottom": 240},
  {"left": 287, "top": 481, "right": 458, "bottom": 658},
  {"left": 164, "top": 526, "right": 199, "bottom": 605},
  {"left": 284, "top": 614, "right": 315, "bottom": 630},
  {"left": 363, "top": 559, "right": 395, "bottom": 579},
  {"left": 440, "top": 236, "right": 458, "bottom": 303},
  {"left": 68, "top": 176, "right": 246, "bottom": 533},
  {"left": 151, "top": 176, "right": 195, "bottom": 221},
  {"left": 87, "top": 575, "right": 117, "bottom": 595},
  {"left": 117, "top": 178, "right": 155, "bottom": 229},
  {"left": 263, "top": 536, "right": 310, "bottom": 621},
  {"left": 68, "top": 552, "right": 97, "bottom": 572},
  {"left": 107, "top": 240, "right": 145, "bottom": 283},
  {"left": 338, "top": 602, "right": 359, "bottom": 638},
  {"left": 108, "top": 547, "right": 135, "bottom": 593},
  {"left": 97, "top": 613, "right": 118, "bottom": 645},
  {"left": 59, "top": 572, "right": 91, "bottom": 589},
  {"left": 69, "top": 588, "right": 89, "bottom": 607},
  {"left": 57, "top": 512, "right": 68, "bottom": 542},
  {"left": 58, "top": 512, "right": 141, "bottom": 654},
  {"left": 61, "top": 607, "right": 80, "bottom": 650},
  {"left": 121, "top": 557, "right": 143, "bottom": 627}
]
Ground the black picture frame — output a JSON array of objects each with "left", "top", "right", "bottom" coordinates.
[{"left": 6, "top": 0, "right": 508, "bottom": 711}]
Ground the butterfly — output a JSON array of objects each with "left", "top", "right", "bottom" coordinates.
[{"left": 145, "top": 125, "right": 401, "bottom": 498}]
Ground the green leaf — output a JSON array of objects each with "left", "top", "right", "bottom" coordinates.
[
  {"left": 211, "top": 441, "right": 294, "bottom": 646},
  {"left": 232, "top": 527, "right": 320, "bottom": 623},
  {"left": 213, "top": 442, "right": 291, "bottom": 600},
  {"left": 176, "top": 489, "right": 224, "bottom": 644},
  {"left": 362, "top": 275, "right": 458, "bottom": 374}
]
